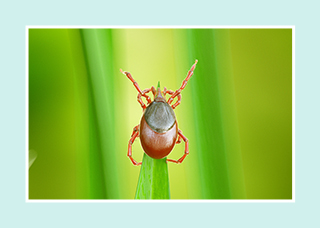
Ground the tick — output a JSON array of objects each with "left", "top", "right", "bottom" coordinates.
[{"left": 120, "top": 60, "right": 198, "bottom": 166}]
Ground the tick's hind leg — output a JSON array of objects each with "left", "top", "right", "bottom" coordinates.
[
  {"left": 167, "top": 129, "right": 189, "bottom": 164},
  {"left": 128, "top": 124, "right": 142, "bottom": 166},
  {"left": 131, "top": 124, "right": 139, "bottom": 137},
  {"left": 176, "top": 134, "right": 182, "bottom": 144}
]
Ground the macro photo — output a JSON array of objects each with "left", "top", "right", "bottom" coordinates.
[{"left": 28, "top": 27, "right": 293, "bottom": 200}]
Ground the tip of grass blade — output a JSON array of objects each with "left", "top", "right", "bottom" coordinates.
[{"left": 157, "top": 81, "right": 160, "bottom": 90}]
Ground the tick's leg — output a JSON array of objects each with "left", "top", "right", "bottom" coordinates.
[
  {"left": 163, "top": 87, "right": 181, "bottom": 109},
  {"left": 120, "top": 69, "right": 152, "bottom": 109},
  {"left": 163, "top": 87, "right": 174, "bottom": 99},
  {"left": 167, "top": 130, "right": 189, "bottom": 164},
  {"left": 128, "top": 127, "right": 142, "bottom": 166},
  {"left": 176, "top": 134, "right": 182, "bottom": 144},
  {"left": 131, "top": 124, "right": 140, "bottom": 137},
  {"left": 171, "top": 94, "right": 181, "bottom": 109},
  {"left": 167, "top": 60, "right": 198, "bottom": 108},
  {"left": 137, "top": 94, "right": 147, "bottom": 109},
  {"left": 137, "top": 86, "right": 156, "bottom": 109}
]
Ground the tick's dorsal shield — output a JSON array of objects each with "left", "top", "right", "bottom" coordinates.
[{"left": 144, "top": 101, "right": 176, "bottom": 133}]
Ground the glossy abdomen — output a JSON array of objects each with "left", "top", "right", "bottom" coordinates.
[{"left": 139, "top": 101, "right": 178, "bottom": 159}]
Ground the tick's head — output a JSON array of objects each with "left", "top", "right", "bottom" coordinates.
[{"left": 154, "top": 81, "right": 166, "bottom": 102}]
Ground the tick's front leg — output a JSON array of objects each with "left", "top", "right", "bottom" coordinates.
[
  {"left": 120, "top": 69, "right": 152, "bottom": 109},
  {"left": 167, "top": 60, "right": 198, "bottom": 108}
]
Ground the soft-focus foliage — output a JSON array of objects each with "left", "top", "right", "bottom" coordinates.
[{"left": 29, "top": 28, "right": 292, "bottom": 199}]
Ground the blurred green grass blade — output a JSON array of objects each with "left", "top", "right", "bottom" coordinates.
[
  {"left": 187, "top": 29, "right": 245, "bottom": 199},
  {"left": 210, "top": 30, "right": 246, "bottom": 199},
  {"left": 135, "top": 154, "right": 170, "bottom": 199},
  {"left": 188, "top": 29, "right": 230, "bottom": 199},
  {"left": 28, "top": 150, "right": 37, "bottom": 169},
  {"left": 29, "top": 29, "right": 80, "bottom": 199},
  {"left": 80, "top": 29, "right": 119, "bottom": 199},
  {"left": 68, "top": 29, "right": 102, "bottom": 199}
]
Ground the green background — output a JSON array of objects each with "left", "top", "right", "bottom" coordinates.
[{"left": 29, "top": 28, "right": 292, "bottom": 199}]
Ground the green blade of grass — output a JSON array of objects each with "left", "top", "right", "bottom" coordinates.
[
  {"left": 80, "top": 29, "right": 119, "bottom": 199},
  {"left": 187, "top": 29, "right": 246, "bottom": 199},
  {"left": 28, "top": 150, "right": 37, "bottom": 169},
  {"left": 135, "top": 154, "right": 170, "bottom": 199}
]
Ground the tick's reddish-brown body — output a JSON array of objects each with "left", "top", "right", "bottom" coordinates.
[
  {"left": 140, "top": 115, "right": 178, "bottom": 159},
  {"left": 120, "top": 60, "right": 198, "bottom": 166},
  {"left": 140, "top": 93, "right": 178, "bottom": 159}
]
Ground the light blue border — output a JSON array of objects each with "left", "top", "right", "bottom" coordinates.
[{"left": 1, "top": 1, "right": 319, "bottom": 227}]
